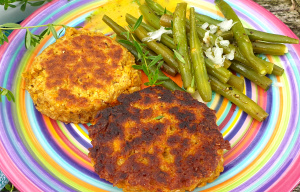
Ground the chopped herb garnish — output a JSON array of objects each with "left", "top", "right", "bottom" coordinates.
[
  {"left": 173, "top": 49, "right": 186, "bottom": 63},
  {"left": 154, "top": 115, "right": 164, "bottom": 120}
]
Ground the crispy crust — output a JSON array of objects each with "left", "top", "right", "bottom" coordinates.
[
  {"left": 89, "top": 86, "right": 231, "bottom": 192},
  {"left": 22, "top": 28, "right": 141, "bottom": 124}
]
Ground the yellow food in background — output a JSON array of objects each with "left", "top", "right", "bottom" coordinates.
[{"left": 84, "top": 0, "right": 184, "bottom": 33}]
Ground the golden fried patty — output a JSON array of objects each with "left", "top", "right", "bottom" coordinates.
[
  {"left": 23, "top": 28, "right": 141, "bottom": 124},
  {"left": 88, "top": 86, "right": 231, "bottom": 192}
]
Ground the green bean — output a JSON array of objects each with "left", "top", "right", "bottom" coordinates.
[
  {"left": 227, "top": 74, "right": 244, "bottom": 92},
  {"left": 116, "top": 36, "right": 182, "bottom": 91},
  {"left": 145, "top": 0, "right": 172, "bottom": 16},
  {"left": 161, "top": 14, "right": 271, "bottom": 73},
  {"left": 145, "top": 0, "right": 298, "bottom": 44},
  {"left": 126, "top": 19, "right": 180, "bottom": 73},
  {"left": 223, "top": 59, "right": 232, "bottom": 69},
  {"left": 209, "top": 75, "right": 269, "bottom": 122},
  {"left": 102, "top": 15, "right": 133, "bottom": 40},
  {"left": 231, "top": 55, "right": 284, "bottom": 77},
  {"left": 125, "top": 14, "right": 176, "bottom": 50},
  {"left": 230, "top": 61, "right": 272, "bottom": 90},
  {"left": 139, "top": 4, "right": 161, "bottom": 30},
  {"left": 196, "top": 12, "right": 299, "bottom": 44},
  {"left": 195, "top": 26, "right": 253, "bottom": 71},
  {"left": 222, "top": 29, "right": 299, "bottom": 44},
  {"left": 247, "top": 29, "right": 299, "bottom": 44},
  {"left": 160, "top": 14, "right": 173, "bottom": 27},
  {"left": 218, "top": 30, "right": 234, "bottom": 40},
  {"left": 173, "top": 3, "right": 194, "bottom": 93},
  {"left": 195, "top": 13, "right": 221, "bottom": 25},
  {"left": 190, "top": 7, "right": 212, "bottom": 102},
  {"left": 192, "top": 23, "right": 252, "bottom": 71},
  {"left": 103, "top": 15, "right": 155, "bottom": 57},
  {"left": 161, "top": 16, "right": 236, "bottom": 74},
  {"left": 205, "top": 58, "right": 232, "bottom": 84},
  {"left": 252, "top": 42, "right": 288, "bottom": 56},
  {"left": 272, "top": 64, "right": 285, "bottom": 76},
  {"left": 216, "top": 0, "right": 272, "bottom": 75}
]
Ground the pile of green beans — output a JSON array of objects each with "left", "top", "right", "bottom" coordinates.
[
  {"left": 195, "top": 12, "right": 299, "bottom": 44},
  {"left": 99, "top": 0, "right": 299, "bottom": 122},
  {"left": 173, "top": 3, "right": 194, "bottom": 94},
  {"left": 190, "top": 7, "right": 212, "bottom": 102}
]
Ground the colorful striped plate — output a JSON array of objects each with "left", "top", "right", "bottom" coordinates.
[{"left": 0, "top": 0, "right": 300, "bottom": 191}]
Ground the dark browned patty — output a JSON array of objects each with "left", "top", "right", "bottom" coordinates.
[{"left": 88, "top": 86, "right": 231, "bottom": 192}]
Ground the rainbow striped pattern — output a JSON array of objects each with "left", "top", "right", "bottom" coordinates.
[{"left": 0, "top": 0, "right": 300, "bottom": 191}]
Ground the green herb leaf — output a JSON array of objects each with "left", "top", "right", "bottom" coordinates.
[
  {"left": 21, "top": 2, "right": 27, "bottom": 11},
  {"left": 1, "top": 89, "right": 8, "bottom": 96},
  {"left": 143, "top": 50, "right": 149, "bottom": 56},
  {"left": 142, "top": 64, "right": 149, "bottom": 76},
  {"left": 6, "top": 95, "right": 12, "bottom": 102},
  {"left": 133, "top": 15, "right": 143, "bottom": 32},
  {"left": 8, "top": 90, "right": 15, "bottom": 102},
  {"left": 148, "top": 54, "right": 163, "bottom": 67},
  {"left": 3, "top": 34, "right": 9, "bottom": 43},
  {"left": 25, "top": 29, "right": 32, "bottom": 49},
  {"left": 0, "top": 87, "right": 15, "bottom": 102},
  {"left": 58, "top": 28, "right": 65, "bottom": 37},
  {"left": 132, "top": 65, "right": 143, "bottom": 70},
  {"left": 28, "top": 1, "right": 45, "bottom": 6},
  {"left": 4, "top": 4, "right": 8, "bottom": 10},
  {"left": 48, "top": 24, "right": 58, "bottom": 39},
  {"left": 39, "top": 28, "right": 50, "bottom": 38},
  {"left": 8, "top": 4, "right": 17, "bottom": 8},
  {"left": 133, "top": 40, "right": 143, "bottom": 57},
  {"left": 173, "top": 49, "right": 186, "bottom": 63},
  {"left": 157, "top": 61, "right": 164, "bottom": 68},
  {"left": 137, "top": 52, "right": 142, "bottom": 60},
  {"left": 154, "top": 115, "right": 164, "bottom": 120},
  {"left": 121, "top": 31, "right": 130, "bottom": 40},
  {"left": 118, "top": 39, "right": 133, "bottom": 46},
  {"left": 1, "top": 23, "right": 22, "bottom": 28},
  {"left": 5, "top": 183, "right": 12, "bottom": 190},
  {"left": 164, "top": 7, "right": 167, "bottom": 15}
]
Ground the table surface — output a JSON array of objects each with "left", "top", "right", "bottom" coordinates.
[
  {"left": 1, "top": 0, "right": 300, "bottom": 191},
  {"left": 254, "top": 0, "right": 300, "bottom": 38},
  {"left": 253, "top": 0, "right": 300, "bottom": 191}
]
